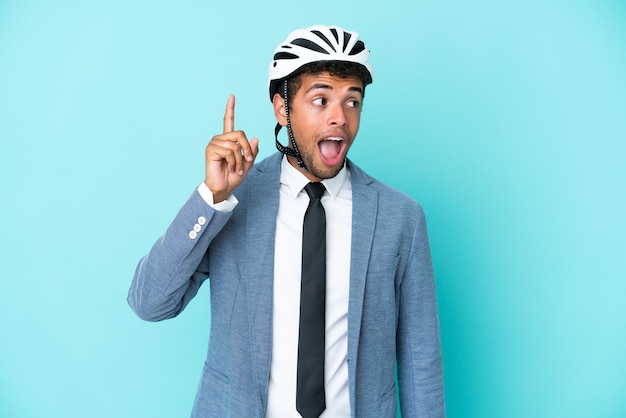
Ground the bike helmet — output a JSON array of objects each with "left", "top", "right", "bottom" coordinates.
[{"left": 268, "top": 25, "right": 373, "bottom": 170}]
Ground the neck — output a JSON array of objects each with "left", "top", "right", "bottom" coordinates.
[{"left": 286, "top": 154, "right": 323, "bottom": 182}]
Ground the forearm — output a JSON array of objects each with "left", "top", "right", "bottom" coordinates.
[{"left": 127, "top": 189, "right": 233, "bottom": 321}]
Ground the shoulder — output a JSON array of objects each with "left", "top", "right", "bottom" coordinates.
[
  {"left": 348, "top": 159, "right": 424, "bottom": 216},
  {"left": 234, "top": 152, "right": 282, "bottom": 196}
]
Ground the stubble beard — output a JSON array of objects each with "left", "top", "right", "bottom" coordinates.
[{"left": 300, "top": 150, "right": 346, "bottom": 180}]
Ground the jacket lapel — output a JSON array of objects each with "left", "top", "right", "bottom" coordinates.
[
  {"left": 345, "top": 160, "right": 378, "bottom": 408},
  {"left": 241, "top": 153, "right": 282, "bottom": 406}
]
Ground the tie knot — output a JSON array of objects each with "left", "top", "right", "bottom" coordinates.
[{"left": 304, "top": 182, "right": 326, "bottom": 200}]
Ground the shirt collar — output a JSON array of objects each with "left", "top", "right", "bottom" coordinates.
[{"left": 280, "top": 155, "right": 349, "bottom": 199}]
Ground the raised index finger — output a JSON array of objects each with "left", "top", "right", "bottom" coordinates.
[{"left": 223, "top": 94, "right": 235, "bottom": 133}]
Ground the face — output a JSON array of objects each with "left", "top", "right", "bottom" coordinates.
[{"left": 273, "top": 72, "right": 364, "bottom": 181}]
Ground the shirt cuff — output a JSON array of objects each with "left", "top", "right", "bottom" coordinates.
[{"left": 197, "top": 182, "right": 238, "bottom": 213}]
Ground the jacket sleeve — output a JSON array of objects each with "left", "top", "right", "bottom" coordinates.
[
  {"left": 127, "top": 189, "right": 233, "bottom": 322},
  {"left": 397, "top": 205, "right": 446, "bottom": 417}
]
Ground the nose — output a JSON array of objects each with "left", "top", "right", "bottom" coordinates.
[{"left": 328, "top": 102, "right": 347, "bottom": 126}]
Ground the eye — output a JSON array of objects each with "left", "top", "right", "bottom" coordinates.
[
  {"left": 312, "top": 97, "right": 327, "bottom": 106},
  {"left": 347, "top": 99, "right": 360, "bottom": 108}
]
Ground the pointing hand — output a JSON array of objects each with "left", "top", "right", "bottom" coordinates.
[{"left": 204, "top": 95, "right": 259, "bottom": 203}]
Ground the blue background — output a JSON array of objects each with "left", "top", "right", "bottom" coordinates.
[{"left": 1, "top": 1, "right": 625, "bottom": 417}]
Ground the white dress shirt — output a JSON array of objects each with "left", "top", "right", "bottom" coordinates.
[{"left": 198, "top": 155, "right": 352, "bottom": 417}]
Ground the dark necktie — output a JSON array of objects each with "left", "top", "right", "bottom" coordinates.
[{"left": 296, "top": 182, "right": 327, "bottom": 418}]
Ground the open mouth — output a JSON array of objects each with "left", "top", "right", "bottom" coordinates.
[{"left": 319, "top": 137, "right": 345, "bottom": 165}]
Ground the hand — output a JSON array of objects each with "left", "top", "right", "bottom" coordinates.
[{"left": 204, "top": 95, "right": 259, "bottom": 203}]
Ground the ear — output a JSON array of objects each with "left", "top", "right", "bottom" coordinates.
[{"left": 272, "top": 93, "right": 288, "bottom": 127}]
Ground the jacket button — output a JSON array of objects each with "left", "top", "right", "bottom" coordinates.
[
  {"left": 189, "top": 230, "right": 197, "bottom": 240},
  {"left": 197, "top": 216, "right": 206, "bottom": 225},
  {"left": 193, "top": 223, "right": 201, "bottom": 232}
]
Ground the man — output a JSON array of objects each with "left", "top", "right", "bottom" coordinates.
[{"left": 128, "top": 25, "right": 445, "bottom": 417}]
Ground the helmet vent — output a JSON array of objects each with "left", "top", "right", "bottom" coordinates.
[
  {"left": 342, "top": 32, "right": 352, "bottom": 51},
  {"left": 291, "top": 38, "right": 330, "bottom": 54},
  {"left": 330, "top": 28, "right": 339, "bottom": 43},
  {"left": 311, "top": 30, "right": 337, "bottom": 52},
  {"left": 349, "top": 40, "right": 366, "bottom": 56},
  {"left": 273, "top": 51, "right": 299, "bottom": 60}
]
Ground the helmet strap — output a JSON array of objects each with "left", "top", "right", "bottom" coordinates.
[{"left": 274, "top": 79, "right": 308, "bottom": 171}]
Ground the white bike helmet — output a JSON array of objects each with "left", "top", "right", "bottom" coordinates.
[
  {"left": 268, "top": 25, "right": 373, "bottom": 170},
  {"left": 268, "top": 25, "right": 373, "bottom": 100}
]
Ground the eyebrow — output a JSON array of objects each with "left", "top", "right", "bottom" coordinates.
[{"left": 306, "top": 83, "right": 363, "bottom": 95}]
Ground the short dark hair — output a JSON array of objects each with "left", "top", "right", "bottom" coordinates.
[{"left": 278, "top": 61, "right": 370, "bottom": 101}]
